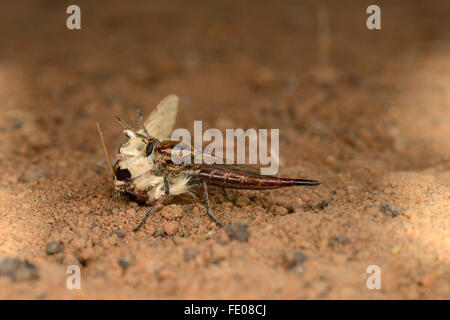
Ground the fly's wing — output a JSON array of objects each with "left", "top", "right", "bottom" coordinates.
[
  {"left": 207, "top": 163, "right": 264, "bottom": 176},
  {"left": 143, "top": 94, "right": 179, "bottom": 140},
  {"left": 159, "top": 139, "right": 265, "bottom": 176},
  {"left": 191, "top": 147, "right": 264, "bottom": 175}
]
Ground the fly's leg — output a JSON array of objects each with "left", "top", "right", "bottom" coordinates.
[
  {"left": 203, "top": 181, "right": 223, "bottom": 227},
  {"left": 133, "top": 195, "right": 167, "bottom": 232},
  {"left": 134, "top": 178, "right": 170, "bottom": 232}
]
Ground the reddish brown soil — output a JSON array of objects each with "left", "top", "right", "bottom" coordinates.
[{"left": 0, "top": 0, "right": 448, "bottom": 299}]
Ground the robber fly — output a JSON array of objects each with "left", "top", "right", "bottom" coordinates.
[{"left": 97, "top": 94, "right": 321, "bottom": 232}]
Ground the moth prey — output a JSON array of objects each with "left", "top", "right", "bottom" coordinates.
[{"left": 103, "top": 94, "right": 321, "bottom": 232}]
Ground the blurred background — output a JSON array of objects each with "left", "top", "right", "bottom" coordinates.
[{"left": 0, "top": 0, "right": 448, "bottom": 299}]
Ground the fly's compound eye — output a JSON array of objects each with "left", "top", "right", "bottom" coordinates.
[
  {"left": 115, "top": 167, "right": 131, "bottom": 181},
  {"left": 145, "top": 142, "right": 154, "bottom": 157}
]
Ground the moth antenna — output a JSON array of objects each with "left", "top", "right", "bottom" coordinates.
[
  {"left": 96, "top": 122, "right": 115, "bottom": 178},
  {"left": 136, "top": 108, "right": 152, "bottom": 138},
  {"left": 136, "top": 108, "right": 161, "bottom": 142},
  {"left": 115, "top": 116, "right": 135, "bottom": 132}
]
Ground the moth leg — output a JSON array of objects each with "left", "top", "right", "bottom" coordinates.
[
  {"left": 203, "top": 181, "right": 223, "bottom": 227},
  {"left": 134, "top": 178, "right": 171, "bottom": 232}
]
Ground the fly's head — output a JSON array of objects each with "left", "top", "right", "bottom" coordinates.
[{"left": 113, "top": 128, "right": 160, "bottom": 193}]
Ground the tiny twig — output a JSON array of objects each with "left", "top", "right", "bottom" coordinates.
[{"left": 96, "top": 122, "right": 115, "bottom": 177}]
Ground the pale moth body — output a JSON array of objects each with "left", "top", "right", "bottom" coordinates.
[{"left": 113, "top": 95, "right": 192, "bottom": 202}]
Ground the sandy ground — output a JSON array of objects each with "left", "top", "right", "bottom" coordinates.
[{"left": 0, "top": 0, "right": 449, "bottom": 299}]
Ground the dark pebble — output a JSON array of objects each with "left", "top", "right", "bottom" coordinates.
[
  {"left": 110, "top": 231, "right": 125, "bottom": 239},
  {"left": 379, "top": 203, "right": 403, "bottom": 217},
  {"left": 336, "top": 235, "right": 350, "bottom": 244},
  {"left": 45, "top": 240, "right": 62, "bottom": 255},
  {"left": 153, "top": 229, "right": 165, "bottom": 238},
  {"left": 12, "top": 120, "right": 23, "bottom": 130},
  {"left": 283, "top": 250, "right": 308, "bottom": 270},
  {"left": 118, "top": 256, "right": 132, "bottom": 269},
  {"left": 329, "top": 235, "right": 350, "bottom": 247},
  {"left": 225, "top": 220, "right": 250, "bottom": 242},
  {"left": 0, "top": 256, "right": 39, "bottom": 281},
  {"left": 208, "top": 257, "right": 220, "bottom": 265},
  {"left": 63, "top": 193, "right": 72, "bottom": 200},
  {"left": 319, "top": 200, "right": 330, "bottom": 210}
]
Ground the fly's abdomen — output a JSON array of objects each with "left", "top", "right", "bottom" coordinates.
[{"left": 195, "top": 166, "right": 320, "bottom": 190}]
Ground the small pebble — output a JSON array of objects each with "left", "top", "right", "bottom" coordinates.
[
  {"left": 111, "top": 231, "right": 125, "bottom": 239},
  {"left": 45, "top": 240, "right": 62, "bottom": 255},
  {"left": 118, "top": 256, "right": 132, "bottom": 269},
  {"left": 392, "top": 244, "right": 402, "bottom": 255},
  {"left": 161, "top": 205, "right": 183, "bottom": 220},
  {"left": 0, "top": 256, "right": 39, "bottom": 281},
  {"left": 319, "top": 200, "right": 330, "bottom": 210},
  {"left": 379, "top": 203, "right": 403, "bottom": 217},
  {"left": 324, "top": 155, "right": 336, "bottom": 165},
  {"left": 163, "top": 221, "right": 179, "bottom": 236},
  {"left": 204, "top": 230, "right": 215, "bottom": 239},
  {"left": 300, "top": 194, "right": 311, "bottom": 203},
  {"left": 153, "top": 229, "right": 165, "bottom": 237},
  {"left": 271, "top": 205, "right": 288, "bottom": 216},
  {"left": 225, "top": 220, "right": 250, "bottom": 242},
  {"left": 283, "top": 250, "right": 308, "bottom": 270},
  {"left": 336, "top": 235, "right": 349, "bottom": 244},
  {"left": 126, "top": 208, "right": 136, "bottom": 215},
  {"left": 329, "top": 235, "right": 350, "bottom": 247}
]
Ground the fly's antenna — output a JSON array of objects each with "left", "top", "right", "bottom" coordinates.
[
  {"left": 115, "top": 116, "right": 135, "bottom": 132},
  {"left": 136, "top": 108, "right": 160, "bottom": 142},
  {"left": 96, "top": 122, "right": 115, "bottom": 177},
  {"left": 136, "top": 108, "right": 152, "bottom": 138},
  {"left": 116, "top": 114, "right": 158, "bottom": 142}
]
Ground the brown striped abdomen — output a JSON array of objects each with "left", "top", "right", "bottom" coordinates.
[{"left": 194, "top": 166, "right": 320, "bottom": 190}]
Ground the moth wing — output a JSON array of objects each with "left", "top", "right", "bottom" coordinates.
[{"left": 143, "top": 94, "right": 179, "bottom": 140}]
